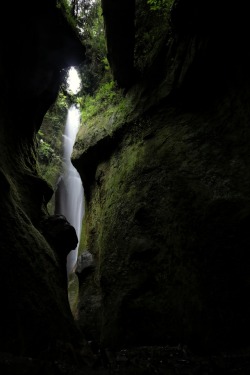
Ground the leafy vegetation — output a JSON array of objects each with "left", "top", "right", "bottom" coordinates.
[
  {"left": 36, "top": 0, "right": 176, "bottom": 307},
  {"left": 56, "top": 0, "right": 77, "bottom": 29},
  {"left": 135, "top": 0, "right": 175, "bottom": 73},
  {"left": 75, "top": 0, "right": 107, "bottom": 96},
  {"left": 37, "top": 133, "right": 56, "bottom": 164},
  {"left": 38, "top": 0, "right": 175, "bottom": 213},
  {"left": 147, "top": 0, "right": 173, "bottom": 12},
  {"left": 37, "top": 91, "right": 69, "bottom": 213},
  {"left": 37, "top": 0, "right": 106, "bottom": 214},
  {"left": 68, "top": 0, "right": 133, "bottom": 132},
  {"left": 78, "top": 80, "right": 119, "bottom": 124}
]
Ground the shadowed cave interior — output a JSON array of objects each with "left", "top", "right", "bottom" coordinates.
[{"left": 1, "top": 0, "right": 250, "bottom": 373}]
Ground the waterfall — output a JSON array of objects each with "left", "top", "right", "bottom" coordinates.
[{"left": 55, "top": 104, "right": 84, "bottom": 275}]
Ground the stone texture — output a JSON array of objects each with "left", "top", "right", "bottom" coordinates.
[
  {"left": 73, "top": 0, "right": 250, "bottom": 354},
  {"left": 0, "top": 0, "right": 85, "bottom": 359},
  {"left": 1, "top": 0, "right": 250, "bottom": 370},
  {"left": 101, "top": 0, "right": 135, "bottom": 88}
]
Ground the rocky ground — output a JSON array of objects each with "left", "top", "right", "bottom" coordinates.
[{"left": 2, "top": 344, "right": 250, "bottom": 375}]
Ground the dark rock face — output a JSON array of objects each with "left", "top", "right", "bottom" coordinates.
[
  {"left": 73, "top": 0, "right": 250, "bottom": 354},
  {"left": 101, "top": 0, "right": 135, "bottom": 88},
  {"left": 0, "top": 0, "right": 85, "bottom": 360},
  {"left": 1, "top": 1, "right": 85, "bottom": 132},
  {"left": 41, "top": 215, "right": 78, "bottom": 257},
  {"left": 41, "top": 214, "right": 78, "bottom": 284},
  {"left": 75, "top": 252, "right": 102, "bottom": 343},
  {"left": 76, "top": 251, "right": 96, "bottom": 282},
  {"left": 2, "top": 0, "right": 250, "bottom": 370}
]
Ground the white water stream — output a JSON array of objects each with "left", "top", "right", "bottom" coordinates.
[{"left": 55, "top": 104, "right": 84, "bottom": 275}]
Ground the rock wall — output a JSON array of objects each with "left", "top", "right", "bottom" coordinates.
[
  {"left": 73, "top": 0, "right": 250, "bottom": 353},
  {"left": 0, "top": 0, "right": 85, "bottom": 359}
]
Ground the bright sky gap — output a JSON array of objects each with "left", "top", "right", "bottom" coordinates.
[{"left": 67, "top": 67, "right": 81, "bottom": 94}]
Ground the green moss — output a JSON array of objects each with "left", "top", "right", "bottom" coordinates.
[
  {"left": 147, "top": 0, "right": 173, "bottom": 12},
  {"left": 78, "top": 214, "right": 88, "bottom": 255},
  {"left": 67, "top": 272, "right": 79, "bottom": 318},
  {"left": 56, "top": 0, "right": 77, "bottom": 30},
  {"left": 135, "top": 0, "right": 174, "bottom": 73},
  {"left": 73, "top": 87, "right": 134, "bottom": 160},
  {"left": 78, "top": 78, "right": 133, "bottom": 133}
]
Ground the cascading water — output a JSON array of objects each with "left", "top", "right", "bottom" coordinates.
[{"left": 55, "top": 104, "right": 84, "bottom": 275}]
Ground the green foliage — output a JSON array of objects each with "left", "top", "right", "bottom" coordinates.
[
  {"left": 37, "top": 0, "right": 107, "bottom": 213},
  {"left": 79, "top": 78, "right": 125, "bottom": 126},
  {"left": 147, "top": 0, "right": 172, "bottom": 12},
  {"left": 135, "top": 0, "right": 175, "bottom": 73},
  {"left": 36, "top": 90, "right": 68, "bottom": 213},
  {"left": 37, "top": 136, "right": 55, "bottom": 164},
  {"left": 67, "top": 272, "right": 79, "bottom": 317},
  {"left": 56, "top": 90, "right": 69, "bottom": 109},
  {"left": 56, "top": 0, "right": 77, "bottom": 29},
  {"left": 73, "top": 0, "right": 108, "bottom": 96},
  {"left": 38, "top": 91, "right": 68, "bottom": 152}
]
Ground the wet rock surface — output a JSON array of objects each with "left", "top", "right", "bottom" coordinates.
[
  {"left": 1, "top": 345, "right": 250, "bottom": 375},
  {"left": 41, "top": 214, "right": 78, "bottom": 258},
  {"left": 75, "top": 251, "right": 96, "bottom": 282},
  {"left": 73, "top": 0, "right": 250, "bottom": 354}
]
